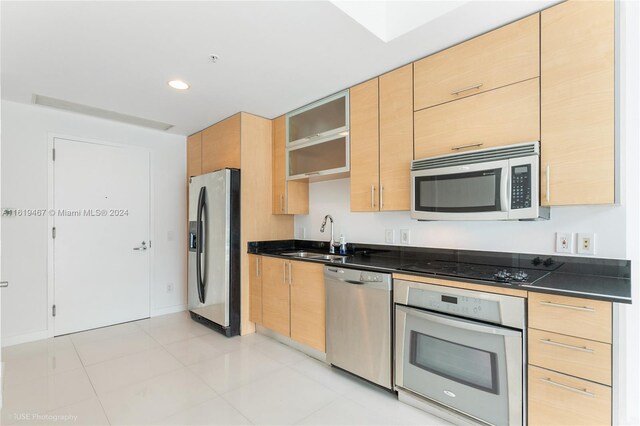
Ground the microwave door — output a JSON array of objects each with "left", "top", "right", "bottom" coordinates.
[{"left": 412, "top": 160, "right": 510, "bottom": 221}]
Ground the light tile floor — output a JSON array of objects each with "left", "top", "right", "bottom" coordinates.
[{"left": 1, "top": 312, "right": 450, "bottom": 426}]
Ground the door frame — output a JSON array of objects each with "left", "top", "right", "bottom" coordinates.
[{"left": 46, "top": 133, "right": 154, "bottom": 338}]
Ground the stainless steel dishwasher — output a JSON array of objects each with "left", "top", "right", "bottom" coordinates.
[{"left": 325, "top": 266, "right": 393, "bottom": 389}]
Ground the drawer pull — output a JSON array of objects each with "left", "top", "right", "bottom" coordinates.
[
  {"left": 451, "top": 83, "right": 483, "bottom": 96},
  {"left": 539, "top": 301, "right": 595, "bottom": 312},
  {"left": 540, "top": 378, "right": 595, "bottom": 398},
  {"left": 539, "top": 339, "right": 594, "bottom": 353},
  {"left": 451, "top": 143, "right": 484, "bottom": 151}
]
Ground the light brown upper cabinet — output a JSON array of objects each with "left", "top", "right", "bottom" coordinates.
[
  {"left": 186, "top": 132, "right": 202, "bottom": 178},
  {"left": 541, "top": 0, "right": 615, "bottom": 206},
  {"left": 414, "top": 14, "right": 539, "bottom": 111},
  {"left": 202, "top": 113, "right": 241, "bottom": 173},
  {"left": 272, "top": 115, "right": 309, "bottom": 215},
  {"left": 350, "top": 65, "right": 413, "bottom": 211},
  {"left": 414, "top": 78, "right": 540, "bottom": 159}
]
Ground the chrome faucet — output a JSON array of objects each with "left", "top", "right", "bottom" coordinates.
[{"left": 320, "top": 214, "right": 339, "bottom": 254}]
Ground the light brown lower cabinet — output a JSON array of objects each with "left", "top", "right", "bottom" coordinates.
[
  {"left": 248, "top": 255, "right": 262, "bottom": 325},
  {"left": 261, "top": 256, "right": 290, "bottom": 337},
  {"left": 528, "top": 365, "right": 611, "bottom": 426},
  {"left": 256, "top": 256, "right": 325, "bottom": 352}
]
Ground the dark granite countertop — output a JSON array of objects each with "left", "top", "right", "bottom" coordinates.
[{"left": 248, "top": 240, "right": 632, "bottom": 304}]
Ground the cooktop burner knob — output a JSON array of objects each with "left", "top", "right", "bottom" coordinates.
[{"left": 494, "top": 270, "right": 512, "bottom": 282}]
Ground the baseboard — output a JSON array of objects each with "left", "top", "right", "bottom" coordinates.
[
  {"left": 2, "top": 330, "right": 52, "bottom": 348},
  {"left": 150, "top": 304, "right": 187, "bottom": 317}
]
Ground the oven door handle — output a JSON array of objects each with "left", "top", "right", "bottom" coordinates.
[{"left": 397, "top": 305, "right": 521, "bottom": 336}]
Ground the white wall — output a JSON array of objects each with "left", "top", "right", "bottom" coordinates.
[
  {"left": 1, "top": 100, "right": 187, "bottom": 345},
  {"left": 296, "top": 178, "right": 626, "bottom": 258}
]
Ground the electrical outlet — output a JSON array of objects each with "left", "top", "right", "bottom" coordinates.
[
  {"left": 385, "top": 229, "right": 395, "bottom": 244},
  {"left": 400, "top": 229, "right": 410, "bottom": 245},
  {"left": 166, "top": 283, "right": 174, "bottom": 293},
  {"left": 577, "top": 233, "right": 596, "bottom": 255},
  {"left": 297, "top": 227, "right": 306, "bottom": 239},
  {"left": 555, "top": 232, "right": 573, "bottom": 253}
]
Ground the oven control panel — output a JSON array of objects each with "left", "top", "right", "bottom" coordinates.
[{"left": 407, "top": 288, "right": 501, "bottom": 324}]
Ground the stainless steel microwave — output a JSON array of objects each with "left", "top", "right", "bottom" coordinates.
[{"left": 411, "top": 142, "right": 550, "bottom": 221}]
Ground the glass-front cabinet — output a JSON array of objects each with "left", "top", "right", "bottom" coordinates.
[{"left": 286, "top": 91, "right": 349, "bottom": 180}]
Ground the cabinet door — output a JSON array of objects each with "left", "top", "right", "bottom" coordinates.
[
  {"left": 249, "top": 255, "right": 263, "bottom": 325},
  {"left": 187, "top": 132, "right": 202, "bottom": 178},
  {"left": 289, "top": 260, "right": 325, "bottom": 352},
  {"left": 379, "top": 64, "right": 413, "bottom": 211},
  {"left": 541, "top": 0, "right": 614, "bottom": 206},
  {"left": 261, "top": 256, "right": 290, "bottom": 336},
  {"left": 202, "top": 114, "right": 241, "bottom": 173},
  {"left": 528, "top": 365, "right": 611, "bottom": 426},
  {"left": 414, "top": 78, "right": 539, "bottom": 159},
  {"left": 350, "top": 78, "right": 380, "bottom": 212},
  {"left": 272, "top": 115, "right": 309, "bottom": 215},
  {"left": 414, "top": 14, "right": 539, "bottom": 111}
]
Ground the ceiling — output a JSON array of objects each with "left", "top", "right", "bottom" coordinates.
[{"left": 1, "top": 1, "right": 557, "bottom": 136}]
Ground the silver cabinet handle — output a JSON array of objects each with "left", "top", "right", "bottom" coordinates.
[
  {"left": 539, "top": 378, "right": 595, "bottom": 398},
  {"left": 539, "top": 339, "right": 594, "bottom": 353},
  {"left": 305, "top": 172, "right": 320, "bottom": 176},
  {"left": 283, "top": 262, "right": 287, "bottom": 285},
  {"left": 371, "top": 185, "right": 375, "bottom": 209},
  {"left": 256, "top": 257, "right": 261, "bottom": 278},
  {"left": 133, "top": 241, "right": 147, "bottom": 251},
  {"left": 451, "top": 143, "right": 483, "bottom": 151},
  {"left": 545, "top": 164, "right": 550, "bottom": 202},
  {"left": 539, "top": 301, "right": 595, "bottom": 312},
  {"left": 280, "top": 194, "right": 285, "bottom": 213},
  {"left": 451, "top": 83, "right": 483, "bottom": 96},
  {"left": 288, "top": 262, "right": 292, "bottom": 285},
  {"left": 0, "top": 281, "right": 8, "bottom": 288},
  {"left": 380, "top": 185, "right": 384, "bottom": 209}
]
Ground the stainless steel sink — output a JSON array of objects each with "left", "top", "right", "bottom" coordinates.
[
  {"left": 280, "top": 251, "right": 318, "bottom": 258},
  {"left": 279, "top": 251, "right": 347, "bottom": 261}
]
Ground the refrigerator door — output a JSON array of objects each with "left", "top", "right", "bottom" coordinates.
[{"left": 188, "top": 169, "right": 231, "bottom": 327}]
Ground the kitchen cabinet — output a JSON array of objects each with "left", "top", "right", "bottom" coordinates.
[
  {"left": 414, "top": 78, "right": 539, "bottom": 159},
  {"left": 413, "top": 14, "right": 539, "bottom": 111},
  {"left": 289, "top": 260, "right": 325, "bottom": 352},
  {"left": 528, "top": 292, "right": 613, "bottom": 425},
  {"left": 350, "top": 64, "right": 413, "bottom": 211},
  {"left": 261, "top": 256, "right": 290, "bottom": 336},
  {"left": 202, "top": 113, "right": 241, "bottom": 173},
  {"left": 286, "top": 91, "right": 350, "bottom": 180},
  {"left": 540, "top": 0, "right": 615, "bottom": 206},
  {"left": 249, "top": 255, "right": 262, "bottom": 325},
  {"left": 187, "top": 132, "right": 202, "bottom": 178},
  {"left": 256, "top": 256, "right": 326, "bottom": 352},
  {"left": 272, "top": 115, "right": 309, "bottom": 215}
]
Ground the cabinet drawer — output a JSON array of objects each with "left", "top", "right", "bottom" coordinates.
[
  {"left": 414, "top": 14, "right": 539, "bottom": 111},
  {"left": 528, "top": 365, "right": 611, "bottom": 426},
  {"left": 414, "top": 78, "right": 539, "bottom": 159},
  {"left": 528, "top": 292, "right": 611, "bottom": 343},
  {"left": 528, "top": 328, "right": 611, "bottom": 386}
]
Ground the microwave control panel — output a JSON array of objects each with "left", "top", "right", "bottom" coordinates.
[{"left": 511, "top": 165, "right": 531, "bottom": 210}]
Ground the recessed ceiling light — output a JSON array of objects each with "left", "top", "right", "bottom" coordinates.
[{"left": 168, "top": 80, "right": 190, "bottom": 90}]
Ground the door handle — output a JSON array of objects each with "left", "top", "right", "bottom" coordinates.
[
  {"left": 0, "top": 281, "right": 8, "bottom": 288},
  {"left": 133, "top": 241, "right": 147, "bottom": 251}
]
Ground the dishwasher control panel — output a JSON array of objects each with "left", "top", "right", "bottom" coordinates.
[{"left": 360, "top": 272, "right": 383, "bottom": 282}]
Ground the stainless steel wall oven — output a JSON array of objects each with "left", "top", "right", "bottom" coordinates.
[{"left": 394, "top": 280, "right": 525, "bottom": 425}]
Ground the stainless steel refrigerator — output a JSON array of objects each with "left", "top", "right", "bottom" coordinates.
[{"left": 188, "top": 168, "right": 240, "bottom": 336}]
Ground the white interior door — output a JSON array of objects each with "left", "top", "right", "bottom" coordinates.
[{"left": 53, "top": 138, "right": 150, "bottom": 336}]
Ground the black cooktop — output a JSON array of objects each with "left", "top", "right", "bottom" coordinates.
[{"left": 398, "top": 260, "right": 550, "bottom": 285}]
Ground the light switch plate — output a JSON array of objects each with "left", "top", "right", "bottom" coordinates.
[
  {"left": 385, "top": 229, "right": 395, "bottom": 244},
  {"left": 555, "top": 232, "right": 573, "bottom": 253}
]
